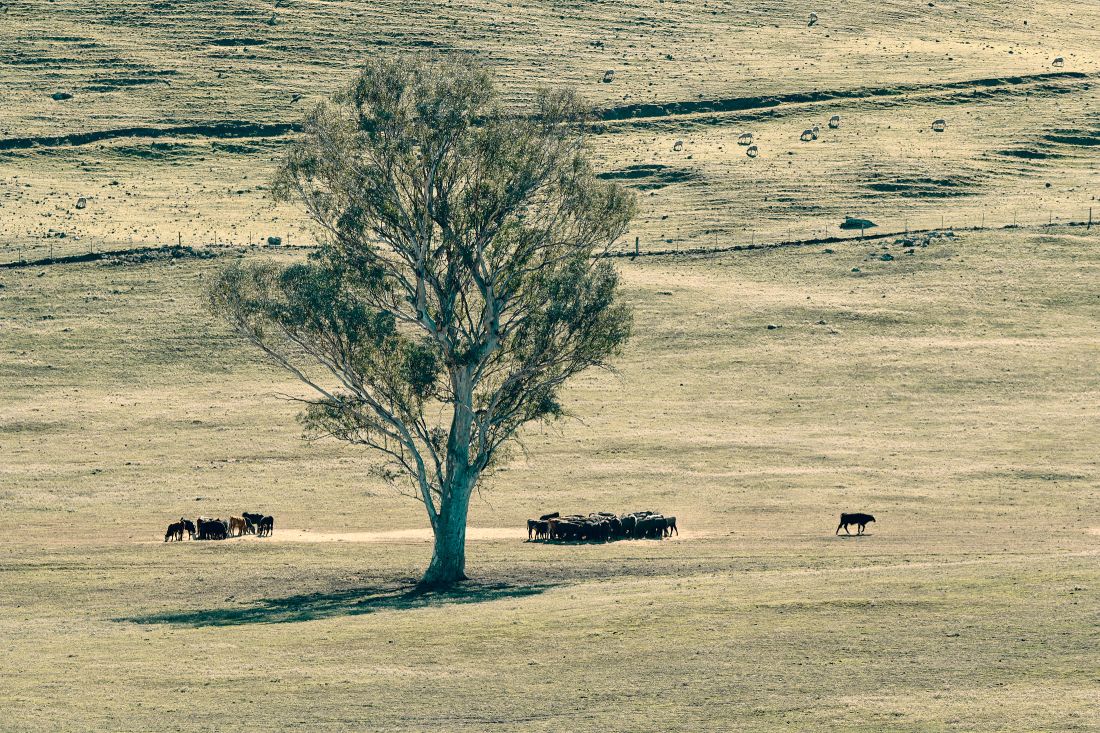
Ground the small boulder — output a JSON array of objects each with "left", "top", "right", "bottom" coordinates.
[
  {"left": 766, "top": 324, "right": 780, "bottom": 330},
  {"left": 51, "top": 92, "right": 73, "bottom": 101},
  {"left": 840, "top": 217, "right": 877, "bottom": 230},
  {"left": 266, "top": 235, "right": 282, "bottom": 246}
]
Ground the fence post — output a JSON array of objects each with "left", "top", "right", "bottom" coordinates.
[
  {"left": 635, "top": 236, "right": 639, "bottom": 256},
  {"left": 1089, "top": 208, "right": 1093, "bottom": 230}
]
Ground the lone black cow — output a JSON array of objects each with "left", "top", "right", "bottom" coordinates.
[{"left": 836, "top": 512, "right": 875, "bottom": 535}]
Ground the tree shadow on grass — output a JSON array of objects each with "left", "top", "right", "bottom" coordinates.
[{"left": 120, "top": 581, "right": 555, "bottom": 628}]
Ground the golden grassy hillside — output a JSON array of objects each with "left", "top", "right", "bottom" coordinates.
[
  {"left": 1, "top": 226, "right": 1097, "bottom": 730},
  {"left": 1, "top": 2, "right": 1098, "bottom": 730},
  {"left": 1, "top": 0, "right": 1097, "bottom": 260}
]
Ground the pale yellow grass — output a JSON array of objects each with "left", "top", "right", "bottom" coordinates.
[{"left": 1, "top": 226, "right": 1097, "bottom": 731}]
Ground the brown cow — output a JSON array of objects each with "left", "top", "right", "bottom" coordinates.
[{"left": 229, "top": 516, "right": 247, "bottom": 537}]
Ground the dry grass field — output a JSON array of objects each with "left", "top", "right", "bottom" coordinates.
[
  {"left": 2, "top": 0, "right": 1098, "bottom": 260},
  {"left": 2, "top": 0, "right": 1099, "bottom": 731},
  {"left": 2, "top": 227, "right": 1098, "bottom": 731}
]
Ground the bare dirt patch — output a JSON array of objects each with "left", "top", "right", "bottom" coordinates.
[{"left": 261, "top": 527, "right": 526, "bottom": 543}]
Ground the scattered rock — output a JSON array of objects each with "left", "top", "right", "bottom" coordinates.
[
  {"left": 840, "top": 217, "right": 876, "bottom": 230},
  {"left": 75, "top": 197, "right": 87, "bottom": 210},
  {"left": 823, "top": 248, "right": 834, "bottom": 254},
  {"left": 851, "top": 267, "right": 861, "bottom": 273},
  {"left": 51, "top": 92, "right": 73, "bottom": 101},
  {"left": 766, "top": 324, "right": 780, "bottom": 330},
  {"left": 266, "top": 236, "right": 282, "bottom": 246},
  {"left": 880, "top": 253, "right": 894, "bottom": 261}
]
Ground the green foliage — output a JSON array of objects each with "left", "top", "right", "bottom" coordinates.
[{"left": 208, "top": 54, "right": 634, "bottom": 557}]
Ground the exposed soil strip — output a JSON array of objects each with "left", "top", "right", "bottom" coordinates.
[
  {"left": 269, "top": 528, "right": 524, "bottom": 543},
  {"left": 0, "top": 120, "right": 302, "bottom": 151},
  {"left": 598, "top": 71, "right": 1092, "bottom": 123},
  {"left": 3, "top": 73, "right": 1090, "bottom": 153},
  {"left": 0, "top": 244, "right": 218, "bottom": 269}
]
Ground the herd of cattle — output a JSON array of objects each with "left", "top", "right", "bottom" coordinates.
[
  {"left": 527, "top": 511, "right": 677, "bottom": 542},
  {"left": 164, "top": 513, "right": 273, "bottom": 541}
]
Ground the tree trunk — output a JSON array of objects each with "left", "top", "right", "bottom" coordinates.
[{"left": 419, "top": 480, "right": 471, "bottom": 590}]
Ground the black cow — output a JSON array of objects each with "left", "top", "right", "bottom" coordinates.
[
  {"left": 836, "top": 512, "right": 875, "bottom": 535},
  {"left": 257, "top": 516, "right": 274, "bottom": 537},
  {"left": 618, "top": 514, "right": 637, "bottom": 537},
  {"left": 606, "top": 516, "right": 623, "bottom": 537},
  {"left": 529, "top": 520, "right": 550, "bottom": 540},
  {"left": 636, "top": 515, "right": 665, "bottom": 539},
  {"left": 663, "top": 516, "right": 678, "bottom": 537},
  {"left": 197, "top": 517, "right": 228, "bottom": 540},
  {"left": 165, "top": 522, "right": 184, "bottom": 542},
  {"left": 550, "top": 519, "right": 583, "bottom": 541},
  {"left": 181, "top": 518, "right": 196, "bottom": 540},
  {"left": 539, "top": 512, "right": 560, "bottom": 521},
  {"left": 242, "top": 512, "right": 265, "bottom": 535}
]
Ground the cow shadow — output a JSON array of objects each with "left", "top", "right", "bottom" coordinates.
[{"left": 122, "top": 581, "right": 554, "bottom": 628}]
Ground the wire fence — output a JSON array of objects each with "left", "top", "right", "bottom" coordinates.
[
  {"left": 608, "top": 206, "right": 1097, "bottom": 258},
  {"left": 0, "top": 207, "right": 1095, "bottom": 268}
]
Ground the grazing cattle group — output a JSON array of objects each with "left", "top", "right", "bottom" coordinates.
[
  {"left": 527, "top": 511, "right": 678, "bottom": 543},
  {"left": 164, "top": 513, "right": 274, "bottom": 541}
]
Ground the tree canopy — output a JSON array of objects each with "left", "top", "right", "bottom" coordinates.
[{"left": 207, "top": 54, "right": 635, "bottom": 587}]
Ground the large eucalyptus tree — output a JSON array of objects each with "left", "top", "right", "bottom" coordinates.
[{"left": 207, "top": 55, "right": 635, "bottom": 588}]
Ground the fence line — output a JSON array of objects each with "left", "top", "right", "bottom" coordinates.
[
  {"left": 605, "top": 216, "right": 1096, "bottom": 260},
  {"left": 0, "top": 209, "right": 1095, "bottom": 268}
]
